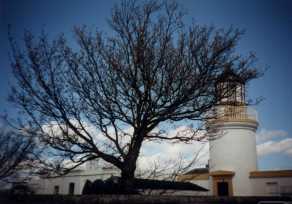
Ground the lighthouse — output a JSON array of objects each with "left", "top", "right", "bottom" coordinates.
[
  {"left": 208, "top": 67, "right": 259, "bottom": 196},
  {"left": 178, "top": 67, "right": 292, "bottom": 197}
]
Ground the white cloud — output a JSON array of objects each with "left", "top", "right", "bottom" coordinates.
[
  {"left": 256, "top": 128, "right": 292, "bottom": 157},
  {"left": 40, "top": 121, "right": 209, "bottom": 172},
  {"left": 257, "top": 138, "right": 292, "bottom": 157},
  {"left": 138, "top": 126, "right": 209, "bottom": 171},
  {"left": 41, "top": 120, "right": 292, "bottom": 169},
  {"left": 256, "top": 129, "right": 288, "bottom": 143}
]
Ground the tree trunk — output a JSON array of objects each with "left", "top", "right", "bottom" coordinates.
[
  {"left": 120, "top": 163, "right": 136, "bottom": 194},
  {"left": 119, "top": 129, "right": 146, "bottom": 193}
]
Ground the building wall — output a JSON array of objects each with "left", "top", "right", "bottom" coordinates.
[
  {"left": 189, "top": 179, "right": 211, "bottom": 196},
  {"left": 209, "top": 122, "right": 258, "bottom": 196},
  {"left": 31, "top": 169, "right": 119, "bottom": 195},
  {"left": 251, "top": 177, "right": 292, "bottom": 196}
]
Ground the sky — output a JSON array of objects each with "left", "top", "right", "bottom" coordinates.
[{"left": 0, "top": 0, "right": 292, "bottom": 170}]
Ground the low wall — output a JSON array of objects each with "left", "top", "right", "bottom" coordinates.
[{"left": 1, "top": 195, "right": 291, "bottom": 204}]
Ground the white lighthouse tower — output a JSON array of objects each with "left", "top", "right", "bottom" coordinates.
[{"left": 208, "top": 67, "right": 259, "bottom": 196}]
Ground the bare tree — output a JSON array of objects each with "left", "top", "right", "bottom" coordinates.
[
  {"left": 8, "top": 0, "right": 259, "bottom": 190},
  {"left": 136, "top": 138, "right": 210, "bottom": 193},
  {"left": 0, "top": 126, "right": 35, "bottom": 182}
]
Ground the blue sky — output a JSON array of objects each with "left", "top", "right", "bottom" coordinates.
[{"left": 1, "top": 0, "right": 292, "bottom": 170}]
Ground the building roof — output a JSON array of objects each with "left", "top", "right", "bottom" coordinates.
[
  {"left": 132, "top": 178, "right": 208, "bottom": 191},
  {"left": 177, "top": 168, "right": 209, "bottom": 181},
  {"left": 178, "top": 173, "right": 209, "bottom": 181},
  {"left": 184, "top": 167, "right": 209, "bottom": 175},
  {"left": 250, "top": 170, "right": 292, "bottom": 178},
  {"left": 82, "top": 177, "right": 208, "bottom": 194}
]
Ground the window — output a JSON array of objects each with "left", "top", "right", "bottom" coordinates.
[
  {"left": 266, "top": 182, "right": 279, "bottom": 196},
  {"left": 69, "top": 182, "right": 75, "bottom": 195},
  {"left": 54, "top": 185, "right": 59, "bottom": 195},
  {"left": 280, "top": 185, "right": 292, "bottom": 196}
]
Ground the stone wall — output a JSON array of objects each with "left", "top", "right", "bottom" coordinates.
[{"left": 1, "top": 195, "right": 292, "bottom": 204}]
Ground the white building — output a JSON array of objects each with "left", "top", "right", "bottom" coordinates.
[
  {"left": 179, "top": 68, "right": 292, "bottom": 196},
  {"left": 30, "top": 68, "right": 292, "bottom": 196},
  {"left": 30, "top": 161, "right": 119, "bottom": 195}
]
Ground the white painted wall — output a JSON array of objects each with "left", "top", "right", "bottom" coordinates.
[
  {"left": 189, "top": 179, "right": 212, "bottom": 196},
  {"left": 30, "top": 169, "right": 119, "bottom": 195},
  {"left": 209, "top": 121, "right": 258, "bottom": 196},
  {"left": 251, "top": 177, "right": 292, "bottom": 196}
]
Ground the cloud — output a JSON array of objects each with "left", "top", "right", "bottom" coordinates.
[
  {"left": 41, "top": 119, "right": 292, "bottom": 169},
  {"left": 256, "top": 129, "right": 292, "bottom": 157},
  {"left": 40, "top": 120, "right": 210, "bottom": 172},
  {"left": 138, "top": 126, "right": 209, "bottom": 171},
  {"left": 256, "top": 129, "right": 288, "bottom": 143},
  {"left": 257, "top": 138, "right": 292, "bottom": 157}
]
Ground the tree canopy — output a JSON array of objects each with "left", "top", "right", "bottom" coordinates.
[
  {"left": 0, "top": 126, "right": 35, "bottom": 182},
  {"left": 9, "top": 0, "right": 259, "bottom": 189}
]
